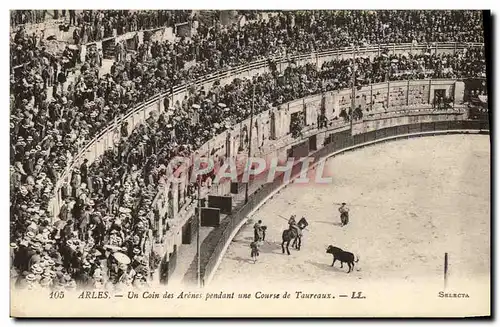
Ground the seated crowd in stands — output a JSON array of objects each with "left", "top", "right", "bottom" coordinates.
[
  {"left": 10, "top": 10, "right": 486, "bottom": 291},
  {"left": 71, "top": 10, "right": 192, "bottom": 44},
  {"left": 11, "top": 10, "right": 192, "bottom": 42},
  {"left": 11, "top": 10, "right": 49, "bottom": 27}
]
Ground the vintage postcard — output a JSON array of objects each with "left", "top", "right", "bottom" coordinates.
[{"left": 9, "top": 9, "right": 491, "bottom": 318}]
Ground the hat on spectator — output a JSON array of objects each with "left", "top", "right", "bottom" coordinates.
[
  {"left": 26, "top": 274, "right": 36, "bottom": 282},
  {"left": 32, "top": 266, "right": 43, "bottom": 275},
  {"left": 42, "top": 270, "right": 52, "bottom": 279}
]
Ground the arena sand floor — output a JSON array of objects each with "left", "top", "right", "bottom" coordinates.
[{"left": 210, "top": 134, "right": 490, "bottom": 291}]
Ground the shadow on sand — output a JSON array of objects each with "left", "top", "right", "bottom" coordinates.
[
  {"left": 306, "top": 260, "right": 348, "bottom": 273},
  {"left": 230, "top": 238, "right": 248, "bottom": 244},
  {"left": 317, "top": 221, "right": 343, "bottom": 227},
  {"left": 229, "top": 237, "right": 284, "bottom": 257},
  {"left": 258, "top": 241, "right": 283, "bottom": 254},
  {"left": 229, "top": 256, "right": 255, "bottom": 264}
]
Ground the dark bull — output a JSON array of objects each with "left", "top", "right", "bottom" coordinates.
[{"left": 326, "top": 245, "right": 359, "bottom": 273}]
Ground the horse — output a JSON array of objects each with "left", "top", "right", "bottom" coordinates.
[
  {"left": 281, "top": 217, "right": 309, "bottom": 255},
  {"left": 326, "top": 245, "right": 359, "bottom": 273}
]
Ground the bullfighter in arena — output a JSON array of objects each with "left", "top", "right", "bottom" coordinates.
[
  {"left": 338, "top": 203, "right": 350, "bottom": 226},
  {"left": 250, "top": 241, "right": 260, "bottom": 263},
  {"left": 253, "top": 220, "right": 263, "bottom": 242}
]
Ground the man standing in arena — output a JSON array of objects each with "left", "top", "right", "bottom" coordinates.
[
  {"left": 253, "top": 220, "right": 263, "bottom": 242},
  {"left": 338, "top": 203, "right": 349, "bottom": 227}
]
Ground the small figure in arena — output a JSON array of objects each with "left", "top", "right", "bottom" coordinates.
[
  {"left": 338, "top": 203, "right": 350, "bottom": 227},
  {"left": 250, "top": 241, "right": 260, "bottom": 263},
  {"left": 253, "top": 220, "right": 264, "bottom": 242}
]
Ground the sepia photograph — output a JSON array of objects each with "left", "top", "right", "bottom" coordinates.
[{"left": 8, "top": 7, "right": 491, "bottom": 318}]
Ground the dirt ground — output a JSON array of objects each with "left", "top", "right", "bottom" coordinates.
[{"left": 210, "top": 135, "right": 491, "bottom": 289}]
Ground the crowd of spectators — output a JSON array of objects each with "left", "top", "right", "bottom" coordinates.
[
  {"left": 11, "top": 10, "right": 49, "bottom": 28},
  {"left": 290, "top": 10, "right": 485, "bottom": 47},
  {"left": 72, "top": 10, "right": 192, "bottom": 44},
  {"left": 10, "top": 10, "right": 487, "bottom": 291},
  {"left": 11, "top": 10, "right": 192, "bottom": 41}
]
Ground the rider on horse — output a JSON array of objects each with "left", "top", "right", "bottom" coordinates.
[{"left": 288, "top": 215, "right": 301, "bottom": 235}]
